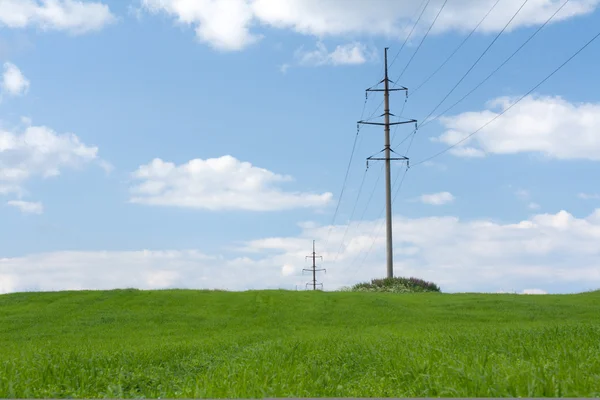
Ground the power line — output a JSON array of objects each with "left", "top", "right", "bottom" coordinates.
[
  {"left": 412, "top": 27, "right": 600, "bottom": 167},
  {"left": 393, "top": 127, "right": 418, "bottom": 154},
  {"left": 347, "top": 123, "right": 418, "bottom": 279},
  {"left": 326, "top": 70, "right": 402, "bottom": 261},
  {"left": 338, "top": 0, "right": 591, "bottom": 284},
  {"left": 352, "top": 166, "right": 382, "bottom": 235},
  {"left": 347, "top": 120, "right": 417, "bottom": 247},
  {"left": 390, "top": 98, "right": 408, "bottom": 144},
  {"left": 325, "top": 64, "right": 396, "bottom": 254},
  {"left": 349, "top": 0, "right": 581, "bottom": 271},
  {"left": 346, "top": 0, "right": 442, "bottom": 237},
  {"left": 342, "top": 71, "right": 416, "bottom": 276},
  {"left": 409, "top": 0, "right": 502, "bottom": 97},
  {"left": 323, "top": 129, "right": 359, "bottom": 247},
  {"left": 333, "top": 107, "right": 414, "bottom": 265},
  {"left": 366, "top": 0, "right": 432, "bottom": 123},
  {"left": 353, "top": 126, "right": 419, "bottom": 274},
  {"left": 323, "top": 94, "right": 369, "bottom": 248},
  {"left": 346, "top": 105, "right": 410, "bottom": 247},
  {"left": 395, "top": 0, "right": 450, "bottom": 83},
  {"left": 389, "top": 0, "right": 432, "bottom": 69},
  {"left": 326, "top": 35, "right": 413, "bottom": 258},
  {"left": 390, "top": 0, "right": 521, "bottom": 149},
  {"left": 332, "top": 168, "right": 369, "bottom": 263},
  {"left": 419, "top": 0, "right": 571, "bottom": 129},
  {"left": 419, "top": 0, "right": 530, "bottom": 128},
  {"left": 348, "top": 166, "right": 410, "bottom": 280},
  {"left": 331, "top": 115, "right": 409, "bottom": 263}
]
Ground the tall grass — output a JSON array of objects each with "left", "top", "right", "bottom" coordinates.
[{"left": 1, "top": 289, "right": 599, "bottom": 398}]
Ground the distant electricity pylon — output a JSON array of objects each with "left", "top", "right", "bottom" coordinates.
[
  {"left": 358, "top": 47, "right": 417, "bottom": 279},
  {"left": 303, "top": 240, "right": 326, "bottom": 290}
]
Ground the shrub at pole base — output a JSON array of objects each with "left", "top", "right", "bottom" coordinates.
[{"left": 349, "top": 276, "right": 441, "bottom": 293}]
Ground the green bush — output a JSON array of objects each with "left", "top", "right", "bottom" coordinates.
[{"left": 350, "top": 276, "right": 441, "bottom": 293}]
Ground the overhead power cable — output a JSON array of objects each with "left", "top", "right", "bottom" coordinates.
[
  {"left": 395, "top": 0, "right": 450, "bottom": 83},
  {"left": 365, "top": 0, "right": 432, "bottom": 122},
  {"left": 419, "top": 0, "right": 531, "bottom": 128},
  {"left": 323, "top": 95, "right": 368, "bottom": 248},
  {"left": 419, "top": 0, "right": 571, "bottom": 129},
  {"left": 332, "top": 168, "right": 369, "bottom": 263},
  {"left": 412, "top": 27, "right": 600, "bottom": 167},
  {"left": 409, "top": 0, "right": 502, "bottom": 97},
  {"left": 389, "top": 0, "right": 431, "bottom": 69},
  {"left": 352, "top": 127, "right": 419, "bottom": 273}
]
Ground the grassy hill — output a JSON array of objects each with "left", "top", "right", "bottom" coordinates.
[{"left": 1, "top": 289, "right": 599, "bottom": 398}]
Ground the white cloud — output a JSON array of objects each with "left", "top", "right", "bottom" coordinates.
[
  {"left": 2, "top": 62, "right": 30, "bottom": 96},
  {"left": 252, "top": 0, "right": 600, "bottom": 36},
  {"left": 7, "top": 200, "right": 43, "bottom": 214},
  {"left": 281, "top": 264, "right": 296, "bottom": 276},
  {"left": 241, "top": 209, "right": 600, "bottom": 293},
  {"left": 0, "top": 0, "right": 116, "bottom": 34},
  {"left": 579, "top": 193, "right": 600, "bottom": 200},
  {"left": 98, "top": 159, "right": 114, "bottom": 174},
  {"left": 129, "top": 155, "right": 333, "bottom": 211},
  {"left": 4, "top": 209, "right": 600, "bottom": 294},
  {"left": 496, "top": 288, "right": 549, "bottom": 294},
  {"left": 140, "top": 0, "right": 599, "bottom": 51},
  {"left": 418, "top": 191, "right": 455, "bottom": 205},
  {"left": 141, "top": 0, "right": 258, "bottom": 51},
  {"left": 0, "top": 250, "right": 309, "bottom": 293},
  {"left": 0, "top": 183, "right": 23, "bottom": 196},
  {"left": 514, "top": 189, "right": 540, "bottom": 210},
  {"left": 145, "top": 270, "right": 181, "bottom": 288},
  {"left": 0, "top": 122, "right": 105, "bottom": 197},
  {"left": 278, "top": 63, "right": 290, "bottom": 74},
  {"left": 294, "top": 42, "right": 374, "bottom": 66},
  {"left": 438, "top": 95, "right": 600, "bottom": 160},
  {"left": 426, "top": 0, "right": 599, "bottom": 34},
  {"left": 515, "top": 189, "right": 531, "bottom": 201},
  {"left": 522, "top": 288, "right": 548, "bottom": 294}
]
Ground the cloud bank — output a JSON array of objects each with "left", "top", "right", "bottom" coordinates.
[{"left": 3, "top": 209, "right": 600, "bottom": 294}]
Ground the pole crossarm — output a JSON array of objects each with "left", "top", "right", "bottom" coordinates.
[
  {"left": 367, "top": 88, "right": 408, "bottom": 92},
  {"left": 368, "top": 156, "right": 409, "bottom": 161},
  {"left": 367, "top": 146, "right": 409, "bottom": 160},
  {"left": 305, "top": 282, "right": 323, "bottom": 290},
  {"left": 358, "top": 119, "right": 417, "bottom": 126},
  {"left": 367, "top": 78, "right": 408, "bottom": 92},
  {"left": 305, "top": 256, "right": 323, "bottom": 261},
  {"left": 367, "top": 153, "right": 409, "bottom": 169}
]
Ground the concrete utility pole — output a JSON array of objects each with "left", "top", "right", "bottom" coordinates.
[
  {"left": 358, "top": 48, "right": 417, "bottom": 279},
  {"left": 303, "top": 240, "right": 326, "bottom": 290}
]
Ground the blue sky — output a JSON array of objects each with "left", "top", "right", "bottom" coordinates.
[{"left": 1, "top": 0, "right": 600, "bottom": 294}]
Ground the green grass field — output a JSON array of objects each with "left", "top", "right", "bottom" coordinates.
[{"left": 1, "top": 289, "right": 599, "bottom": 398}]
